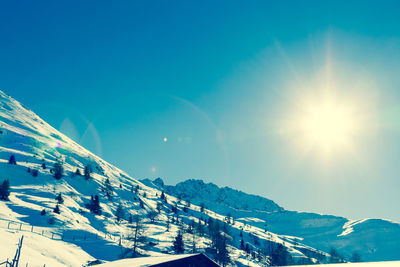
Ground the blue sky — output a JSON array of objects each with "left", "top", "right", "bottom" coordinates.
[{"left": 1, "top": 1, "right": 400, "bottom": 221}]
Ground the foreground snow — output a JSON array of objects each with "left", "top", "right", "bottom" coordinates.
[
  {"left": 289, "top": 261, "right": 400, "bottom": 267},
  {"left": 0, "top": 228, "right": 93, "bottom": 266}
]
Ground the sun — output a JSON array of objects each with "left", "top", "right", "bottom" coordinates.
[
  {"left": 297, "top": 98, "right": 357, "bottom": 153},
  {"left": 280, "top": 86, "right": 370, "bottom": 161},
  {"left": 272, "top": 44, "right": 380, "bottom": 163}
]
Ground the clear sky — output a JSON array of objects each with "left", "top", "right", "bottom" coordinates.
[{"left": 1, "top": 1, "right": 400, "bottom": 221}]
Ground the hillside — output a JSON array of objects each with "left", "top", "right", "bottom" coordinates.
[
  {"left": 0, "top": 89, "right": 399, "bottom": 266},
  {"left": 142, "top": 178, "right": 400, "bottom": 262}
]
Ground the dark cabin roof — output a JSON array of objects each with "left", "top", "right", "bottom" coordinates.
[{"left": 99, "top": 253, "right": 219, "bottom": 267}]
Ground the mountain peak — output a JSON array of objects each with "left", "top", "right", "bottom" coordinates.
[{"left": 148, "top": 178, "right": 284, "bottom": 213}]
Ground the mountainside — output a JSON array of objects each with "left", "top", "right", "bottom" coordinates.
[
  {"left": 0, "top": 89, "right": 399, "bottom": 266},
  {"left": 142, "top": 177, "right": 400, "bottom": 262}
]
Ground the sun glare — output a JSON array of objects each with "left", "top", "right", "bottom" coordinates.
[
  {"left": 268, "top": 39, "right": 382, "bottom": 164},
  {"left": 280, "top": 78, "right": 376, "bottom": 161},
  {"left": 298, "top": 99, "right": 356, "bottom": 152}
]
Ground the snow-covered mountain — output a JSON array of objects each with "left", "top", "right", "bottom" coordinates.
[
  {"left": 141, "top": 177, "right": 400, "bottom": 263},
  {"left": 0, "top": 89, "right": 399, "bottom": 266}
]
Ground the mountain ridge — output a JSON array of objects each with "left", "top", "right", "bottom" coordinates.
[{"left": 140, "top": 177, "right": 284, "bottom": 213}]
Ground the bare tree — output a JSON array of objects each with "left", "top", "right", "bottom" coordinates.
[
  {"left": 126, "top": 215, "right": 147, "bottom": 258},
  {"left": 190, "top": 229, "right": 197, "bottom": 253}
]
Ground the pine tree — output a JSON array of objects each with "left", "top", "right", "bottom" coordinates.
[
  {"left": 160, "top": 191, "right": 165, "bottom": 199},
  {"left": 53, "top": 204, "right": 60, "bottom": 214},
  {"left": 32, "top": 169, "right": 38, "bottom": 177},
  {"left": 171, "top": 204, "right": 178, "bottom": 214},
  {"left": 251, "top": 233, "right": 260, "bottom": 245},
  {"left": 93, "top": 195, "right": 102, "bottom": 215},
  {"left": 196, "top": 220, "right": 205, "bottom": 236},
  {"left": 102, "top": 178, "right": 113, "bottom": 200},
  {"left": 156, "top": 202, "right": 163, "bottom": 213},
  {"left": 329, "top": 247, "right": 345, "bottom": 263},
  {"left": 270, "top": 243, "right": 293, "bottom": 266},
  {"left": 200, "top": 203, "right": 205, "bottom": 213},
  {"left": 147, "top": 210, "right": 158, "bottom": 223},
  {"left": 208, "top": 218, "right": 221, "bottom": 248},
  {"left": 190, "top": 231, "right": 197, "bottom": 253},
  {"left": 216, "top": 235, "right": 230, "bottom": 267},
  {"left": 222, "top": 222, "right": 230, "bottom": 235},
  {"left": 187, "top": 220, "right": 195, "bottom": 234},
  {"left": 55, "top": 193, "right": 64, "bottom": 204},
  {"left": 0, "top": 179, "right": 10, "bottom": 201},
  {"left": 86, "top": 195, "right": 102, "bottom": 215},
  {"left": 183, "top": 200, "right": 190, "bottom": 213},
  {"left": 166, "top": 217, "right": 170, "bottom": 232},
  {"left": 84, "top": 164, "right": 92, "bottom": 180},
  {"left": 75, "top": 168, "right": 81, "bottom": 176},
  {"left": 8, "top": 155, "right": 16, "bottom": 165},
  {"left": 240, "top": 238, "right": 245, "bottom": 250},
  {"left": 350, "top": 251, "right": 362, "bottom": 262},
  {"left": 245, "top": 243, "right": 250, "bottom": 255},
  {"left": 40, "top": 209, "right": 46, "bottom": 216},
  {"left": 41, "top": 162, "right": 46, "bottom": 169},
  {"left": 115, "top": 204, "right": 125, "bottom": 222},
  {"left": 53, "top": 162, "right": 64, "bottom": 179},
  {"left": 173, "top": 232, "right": 185, "bottom": 254}
]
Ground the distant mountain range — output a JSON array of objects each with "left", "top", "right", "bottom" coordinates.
[{"left": 141, "top": 177, "right": 400, "bottom": 262}]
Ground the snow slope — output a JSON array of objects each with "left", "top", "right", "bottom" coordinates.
[
  {"left": 0, "top": 228, "right": 93, "bottom": 266},
  {"left": 0, "top": 89, "right": 301, "bottom": 266},
  {"left": 289, "top": 261, "right": 400, "bottom": 267}
]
